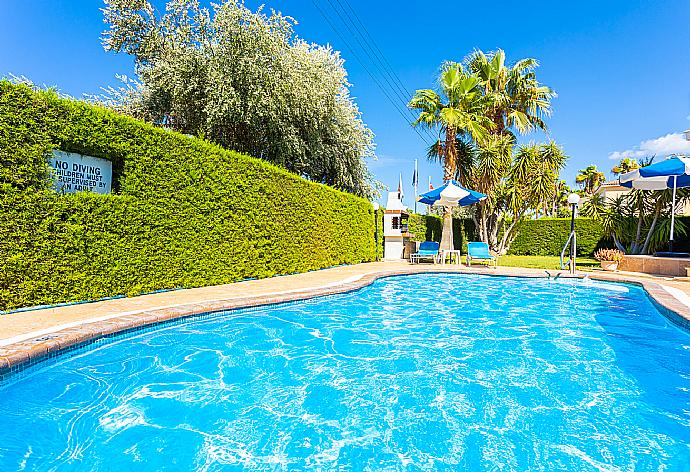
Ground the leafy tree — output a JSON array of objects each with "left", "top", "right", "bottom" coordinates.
[
  {"left": 611, "top": 157, "right": 640, "bottom": 176},
  {"left": 100, "top": 0, "right": 376, "bottom": 197},
  {"left": 575, "top": 165, "right": 605, "bottom": 194}
]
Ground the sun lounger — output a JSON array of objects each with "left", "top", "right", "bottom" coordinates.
[
  {"left": 410, "top": 241, "right": 440, "bottom": 264},
  {"left": 467, "top": 242, "right": 497, "bottom": 268}
]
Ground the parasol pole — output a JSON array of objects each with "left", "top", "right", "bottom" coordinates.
[
  {"left": 450, "top": 207, "right": 453, "bottom": 251},
  {"left": 670, "top": 175, "right": 678, "bottom": 252}
]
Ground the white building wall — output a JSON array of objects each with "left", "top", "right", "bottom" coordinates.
[{"left": 384, "top": 238, "right": 405, "bottom": 261}]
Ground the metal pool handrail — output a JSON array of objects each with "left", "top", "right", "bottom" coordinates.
[{"left": 560, "top": 231, "right": 577, "bottom": 274}]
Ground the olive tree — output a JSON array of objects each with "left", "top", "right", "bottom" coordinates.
[{"left": 101, "top": 0, "right": 376, "bottom": 198}]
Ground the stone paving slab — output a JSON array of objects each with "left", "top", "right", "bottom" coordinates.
[{"left": 1, "top": 262, "right": 689, "bottom": 377}]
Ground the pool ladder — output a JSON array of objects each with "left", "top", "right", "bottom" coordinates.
[{"left": 560, "top": 231, "right": 577, "bottom": 274}]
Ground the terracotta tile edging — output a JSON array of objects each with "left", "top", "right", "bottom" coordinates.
[{"left": 1, "top": 266, "right": 689, "bottom": 380}]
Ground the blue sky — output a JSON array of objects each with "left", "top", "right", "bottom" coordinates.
[{"left": 2, "top": 0, "right": 689, "bottom": 204}]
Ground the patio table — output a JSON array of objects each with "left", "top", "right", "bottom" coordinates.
[{"left": 440, "top": 249, "right": 461, "bottom": 265}]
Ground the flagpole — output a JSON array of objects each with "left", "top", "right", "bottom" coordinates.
[
  {"left": 398, "top": 173, "right": 404, "bottom": 202},
  {"left": 413, "top": 159, "right": 418, "bottom": 214}
]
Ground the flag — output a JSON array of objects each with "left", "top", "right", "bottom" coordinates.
[
  {"left": 429, "top": 176, "right": 433, "bottom": 190},
  {"left": 398, "top": 173, "right": 404, "bottom": 202}
]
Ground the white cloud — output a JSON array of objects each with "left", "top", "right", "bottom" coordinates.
[
  {"left": 608, "top": 132, "right": 690, "bottom": 160},
  {"left": 686, "top": 114, "right": 690, "bottom": 121}
]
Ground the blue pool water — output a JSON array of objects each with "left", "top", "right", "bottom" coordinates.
[{"left": 1, "top": 274, "right": 690, "bottom": 470}]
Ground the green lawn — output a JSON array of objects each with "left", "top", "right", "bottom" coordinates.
[
  {"left": 499, "top": 255, "right": 597, "bottom": 270},
  {"left": 459, "top": 255, "right": 598, "bottom": 270}
]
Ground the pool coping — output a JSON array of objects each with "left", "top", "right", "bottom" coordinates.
[{"left": 1, "top": 265, "right": 689, "bottom": 378}]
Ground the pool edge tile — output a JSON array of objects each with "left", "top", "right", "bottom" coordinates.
[{"left": 2, "top": 266, "right": 690, "bottom": 379}]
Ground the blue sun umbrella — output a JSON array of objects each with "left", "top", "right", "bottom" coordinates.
[
  {"left": 417, "top": 180, "right": 486, "bottom": 207},
  {"left": 417, "top": 180, "right": 486, "bottom": 251},
  {"left": 619, "top": 156, "right": 690, "bottom": 252}
]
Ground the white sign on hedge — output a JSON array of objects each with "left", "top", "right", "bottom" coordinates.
[{"left": 50, "top": 150, "right": 112, "bottom": 194}]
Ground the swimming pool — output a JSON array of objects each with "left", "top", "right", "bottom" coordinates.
[{"left": 1, "top": 273, "right": 689, "bottom": 470}]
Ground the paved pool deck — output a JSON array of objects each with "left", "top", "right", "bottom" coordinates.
[{"left": 2, "top": 262, "right": 690, "bottom": 376}]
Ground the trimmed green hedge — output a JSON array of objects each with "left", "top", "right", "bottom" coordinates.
[
  {"left": 0, "top": 82, "right": 375, "bottom": 310},
  {"left": 407, "top": 214, "right": 608, "bottom": 256},
  {"left": 407, "top": 214, "right": 476, "bottom": 252},
  {"left": 407, "top": 214, "right": 442, "bottom": 243},
  {"left": 404, "top": 213, "right": 690, "bottom": 257},
  {"left": 507, "top": 218, "right": 606, "bottom": 256}
]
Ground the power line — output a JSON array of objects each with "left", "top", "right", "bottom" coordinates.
[
  {"left": 324, "top": 0, "right": 409, "bottom": 111},
  {"left": 312, "top": 0, "right": 420, "bottom": 138},
  {"left": 309, "top": 0, "right": 435, "bottom": 144},
  {"left": 334, "top": 0, "right": 424, "bottom": 125},
  {"left": 326, "top": 0, "right": 436, "bottom": 142}
]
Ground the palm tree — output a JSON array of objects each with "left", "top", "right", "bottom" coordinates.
[
  {"left": 580, "top": 192, "right": 607, "bottom": 219},
  {"left": 409, "top": 63, "right": 493, "bottom": 180},
  {"left": 462, "top": 49, "right": 556, "bottom": 246},
  {"left": 598, "top": 189, "right": 689, "bottom": 255},
  {"left": 575, "top": 165, "right": 605, "bottom": 194},
  {"left": 611, "top": 157, "right": 639, "bottom": 176},
  {"left": 494, "top": 142, "right": 568, "bottom": 252},
  {"left": 409, "top": 63, "right": 492, "bottom": 249},
  {"left": 552, "top": 179, "right": 571, "bottom": 217},
  {"left": 465, "top": 49, "right": 556, "bottom": 137}
]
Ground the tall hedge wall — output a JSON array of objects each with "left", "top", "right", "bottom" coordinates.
[
  {"left": 507, "top": 218, "right": 606, "bottom": 256},
  {"left": 407, "top": 214, "right": 476, "bottom": 252},
  {"left": 407, "top": 214, "right": 608, "bottom": 256},
  {"left": 403, "top": 211, "right": 690, "bottom": 257},
  {"left": 0, "top": 82, "right": 375, "bottom": 310}
]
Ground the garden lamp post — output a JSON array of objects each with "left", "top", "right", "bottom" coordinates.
[
  {"left": 567, "top": 193, "right": 581, "bottom": 274},
  {"left": 373, "top": 202, "right": 380, "bottom": 261}
]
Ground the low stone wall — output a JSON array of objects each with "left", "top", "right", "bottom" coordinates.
[{"left": 619, "top": 255, "right": 690, "bottom": 277}]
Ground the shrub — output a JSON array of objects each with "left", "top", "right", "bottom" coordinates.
[
  {"left": 594, "top": 248, "right": 624, "bottom": 262},
  {"left": 401, "top": 214, "right": 615, "bottom": 257},
  {"left": 402, "top": 214, "right": 690, "bottom": 258},
  {"left": 0, "top": 82, "right": 375, "bottom": 310}
]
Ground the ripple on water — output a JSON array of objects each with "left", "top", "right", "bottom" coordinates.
[{"left": 1, "top": 273, "right": 690, "bottom": 470}]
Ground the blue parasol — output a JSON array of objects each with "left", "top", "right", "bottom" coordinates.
[
  {"left": 417, "top": 180, "right": 486, "bottom": 207},
  {"left": 619, "top": 156, "right": 690, "bottom": 252}
]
